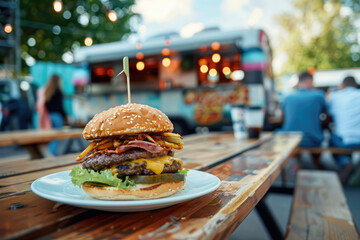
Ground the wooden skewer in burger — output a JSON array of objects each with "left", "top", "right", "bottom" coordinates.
[{"left": 70, "top": 57, "right": 187, "bottom": 200}]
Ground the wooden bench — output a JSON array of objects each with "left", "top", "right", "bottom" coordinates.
[
  {"left": 285, "top": 170, "right": 359, "bottom": 239},
  {"left": 294, "top": 148, "right": 360, "bottom": 169},
  {"left": 295, "top": 147, "right": 360, "bottom": 155}
]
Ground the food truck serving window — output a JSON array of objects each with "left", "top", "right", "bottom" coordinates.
[{"left": 91, "top": 67, "right": 114, "bottom": 84}]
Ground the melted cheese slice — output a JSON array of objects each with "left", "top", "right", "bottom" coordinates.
[{"left": 109, "top": 156, "right": 183, "bottom": 175}]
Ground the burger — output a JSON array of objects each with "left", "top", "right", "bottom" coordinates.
[{"left": 69, "top": 103, "right": 187, "bottom": 200}]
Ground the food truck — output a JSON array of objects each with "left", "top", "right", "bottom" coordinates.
[{"left": 73, "top": 28, "right": 276, "bottom": 134}]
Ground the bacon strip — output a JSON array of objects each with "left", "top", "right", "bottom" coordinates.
[
  {"left": 116, "top": 140, "right": 169, "bottom": 154},
  {"left": 79, "top": 140, "right": 170, "bottom": 163}
]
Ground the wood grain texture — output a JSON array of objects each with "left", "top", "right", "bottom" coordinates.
[
  {"left": 42, "top": 134, "right": 301, "bottom": 240},
  {"left": 177, "top": 132, "right": 271, "bottom": 170},
  {"left": 0, "top": 132, "right": 270, "bottom": 178},
  {"left": 0, "top": 128, "right": 83, "bottom": 147},
  {"left": 0, "top": 133, "right": 301, "bottom": 240},
  {"left": 0, "top": 165, "right": 76, "bottom": 199},
  {"left": 285, "top": 170, "right": 360, "bottom": 240},
  {"left": 0, "top": 154, "right": 79, "bottom": 178},
  {"left": 0, "top": 191, "right": 90, "bottom": 240}
]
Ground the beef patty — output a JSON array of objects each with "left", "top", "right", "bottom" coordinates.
[
  {"left": 82, "top": 149, "right": 175, "bottom": 171},
  {"left": 116, "top": 159, "right": 181, "bottom": 177}
]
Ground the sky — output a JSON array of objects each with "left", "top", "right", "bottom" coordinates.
[{"left": 131, "top": 0, "right": 292, "bottom": 73}]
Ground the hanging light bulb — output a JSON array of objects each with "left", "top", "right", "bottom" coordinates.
[
  {"left": 200, "top": 65, "right": 208, "bottom": 73},
  {"left": 209, "top": 68, "right": 217, "bottom": 77},
  {"left": 107, "top": 10, "right": 118, "bottom": 22},
  {"left": 222, "top": 67, "right": 231, "bottom": 75},
  {"left": 136, "top": 52, "right": 144, "bottom": 60},
  {"left": 162, "top": 58, "right": 171, "bottom": 67},
  {"left": 198, "top": 58, "right": 207, "bottom": 65},
  {"left": 4, "top": 24, "right": 12, "bottom": 33},
  {"left": 211, "top": 41, "right": 221, "bottom": 51},
  {"left": 136, "top": 61, "right": 145, "bottom": 71},
  {"left": 84, "top": 37, "right": 93, "bottom": 46},
  {"left": 53, "top": 0, "right": 63, "bottom": 12},
  {"left": 161, "top": 48, "right": 170, "bottom": 56},
  {"left": 212, "top": 53, "right": 221, "bottom": 63}
]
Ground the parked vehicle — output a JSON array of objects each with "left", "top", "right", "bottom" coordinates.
[
  {"left": 73, "top": 28, "right": 276, "bottom": 134},
  {"left": 0, "top": 79, "right": 35, "bottom": 131}
]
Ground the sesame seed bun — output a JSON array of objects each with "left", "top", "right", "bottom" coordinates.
[
  {"left": 82, "top": 180, "right": 185, "bottom": 200},
  {"left": 82, "top": 103, "right": 174, "bottom": 140}
]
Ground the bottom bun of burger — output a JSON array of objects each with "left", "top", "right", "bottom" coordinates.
[{"left": 82, "top": 180, "right": 185, "bottom": 200}]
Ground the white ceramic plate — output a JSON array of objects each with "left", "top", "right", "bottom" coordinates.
[{"left": 31, "top": 169, "right": 220, "bottom": 212}]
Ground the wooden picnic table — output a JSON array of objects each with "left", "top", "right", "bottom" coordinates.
[
  {"left": 0, "top": 131, "right": 302, "bottom": 240},
  {"left": 0, "top": 128, "right": 84, "bottom": 159}
]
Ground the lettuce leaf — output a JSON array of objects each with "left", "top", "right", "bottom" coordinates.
[
  {"left": 69, "top": 166, "right": 135, "bottom": 189},
  {"left": 177, "top": 168, "right": 189, "bottom": 176}
]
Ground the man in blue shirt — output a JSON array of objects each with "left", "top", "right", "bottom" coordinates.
[
  {"left": 281, "top": 71, "right": 327, "bottom": 148},
  {"left": 328, "top": 76, "right": 360, "bottom": 182}
]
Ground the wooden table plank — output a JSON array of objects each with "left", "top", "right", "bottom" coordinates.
[
  {"left": 0, "top": 128, "right": 83, "bottom": 147},
  {"left": 0, "top": 133, "right": 299, "bottom": 240},
  {"left": 0, "top": 132, "right": 268, "bottom": 198},
  {"left": 0, "top": 192, "right": 92, "bottom": 240},
  {"left": 0, "top": 154, "right": 79, "bottom": 178},
  {"left": 0, "top": 132, "right": 270, "bottom": 178},
  {"left": 0, "top": 165, "right": 76, "bottom": 199},
  {"left": 177, "top": 132, "right": 271, "bottom": 170},
  {"left": 28, "top": 134, "right": 300, "bottom": 240},
  {"left": 0, "top": 128, "right": 84, "bottom": 159}
]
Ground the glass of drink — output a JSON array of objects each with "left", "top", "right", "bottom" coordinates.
[
  {"left": 231, "top": 105, "right": 246, "bottom": 140},
  {"left": 244, "top": 106, "right": 264, "bottom": 139}
]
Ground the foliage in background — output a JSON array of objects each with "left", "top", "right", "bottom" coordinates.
[
  {"left": 20, "top": 0, "right": 137, "bottom": 70},
  {"left": 275, "top": 0, "right": 360, "bottom": 74}
]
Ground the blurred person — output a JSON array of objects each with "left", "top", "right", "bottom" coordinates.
[
  {"left": 36, "top": 74, "right": 66, "bottom": 155},
  {"left": 0, "top": 99, "right": 31, "bottom": 131},
  {"left": 280, "top": 71, "right": 327, "bottom": 148},
  {"left": 328, "top": 76, "right": 360, "bottom": 181}
]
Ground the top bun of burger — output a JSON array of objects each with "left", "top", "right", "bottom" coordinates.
[{"left": 83, "top": 103, "right": 174, "bottom": 140}]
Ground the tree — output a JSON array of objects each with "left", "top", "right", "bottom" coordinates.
[
  {"left": 20, "top": 0, "right": 137, "bottom": 70},
  {"left": 275, "top": 0, "right": 360, "bottom": 74}
]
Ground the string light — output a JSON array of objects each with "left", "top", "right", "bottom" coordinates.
[
  {"left": 212, "top": 53, "right": 221, "bottom": 63},
  {"left": 107, "top": 10, "right": 118, "bottom": 22},
  {"left": 53, "top": 0, "right": 63, "bottom": 12},
  {"left": 198, "top": 58, "right": 207, "bottom": 65},
  {"left": 84, "top": 37, "right": 93, "bottom": 46},
  {"left": 107, "top": 69, "right": 114, "bottom": 77},
  {"left": 162, "top": 58, "right": 171, "bottom": 67},
  {"left": 209, "top": 68, "right": 217, "bottom": 77},
  {"left": 211, "top": 41, "right": 220, "bottom": 51},
  {"left": 200, "top": 65, "right": 208, "bottom": 73},
  {"left": 4, "top": 24, "right": 12, "bottom": 33},
  {"left": 136, "top": 61, "right": 145, "bottom": 71},
  {"left": 222, "top": 67, "right": 231, "bottom": 75},
  {"left": 161, "top": 48, "right": 170, "bottom": 56},
  {"left": 136, "top": 52, "right": 144, "bottom": 60}
]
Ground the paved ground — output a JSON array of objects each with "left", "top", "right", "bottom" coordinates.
[{"left": 1, "top": 142, "right": 359, "bottom": 239}]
